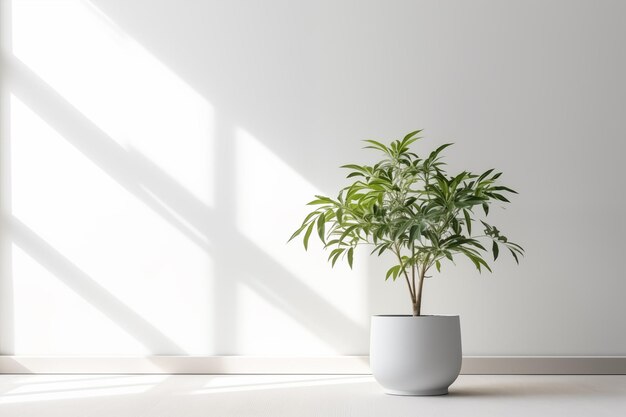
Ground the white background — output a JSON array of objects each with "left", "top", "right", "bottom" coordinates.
[{"left": 0, "top": 0, "right": 624, "bottom": 356}]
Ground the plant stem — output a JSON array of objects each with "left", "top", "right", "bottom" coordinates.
[
  {"left": 411, "top": 244, "right": 418, "bottom": 316},
  {"left": 393, "top": 243, "right": 415, "bottom": 309},
  {"left": 411, "top": 244, "right": 416, "bottom": 299},
  {"left": 414, "top": 257, "right": 429, "bottom": 316}
]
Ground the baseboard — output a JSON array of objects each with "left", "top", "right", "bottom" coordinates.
[
  {"left": 460, "top": 356, "right": 626, "bottom": 375},
  {"left": 1, "top": 356, "right": 625, "bottom": 375}
]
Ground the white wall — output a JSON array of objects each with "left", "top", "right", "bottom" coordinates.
[{"left": 0, "top": 0, "right": 624, "bottom": 356}]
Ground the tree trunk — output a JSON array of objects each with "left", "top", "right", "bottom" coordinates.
[{"left": 412, "top": 301, "right": 419, "bottom": 316}]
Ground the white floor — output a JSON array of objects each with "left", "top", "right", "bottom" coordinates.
[{"left": 0, "top": 374, "right": 624, "bottom": 416}]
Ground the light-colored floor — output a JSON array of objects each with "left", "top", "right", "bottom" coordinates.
[{"left": 0, "top": 374, "right": 624, "bottom": 416}]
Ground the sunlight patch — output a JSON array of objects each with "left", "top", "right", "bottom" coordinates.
[
  {"left": 11, "top": 0, "right": 214, "bottom": 206},
  {"left": 234, "top": 127, "right": 369, "bottom": 353}
]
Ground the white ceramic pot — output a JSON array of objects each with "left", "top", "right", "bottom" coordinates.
[{"left": 370, "top": 315, "right": 462, "bottom": 396}]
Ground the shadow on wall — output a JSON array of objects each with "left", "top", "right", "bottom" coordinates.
[
  {"left": 85, "top": 0, "right": 424, "bottom": 184},
  {"left": 8, "top": 216, "right": 186, "bottom": 354},
  {"left": 0, "top": 0, "right": 369, "bottom": 355}
]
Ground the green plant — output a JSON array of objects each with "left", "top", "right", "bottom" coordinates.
[{"left": 289, "top": 130, "right": 524, "bottom": 316}]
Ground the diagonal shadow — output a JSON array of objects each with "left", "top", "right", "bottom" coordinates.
[
  {"left": 4, "top": 54, "right": 367, "bottom": 353},
  {"left": 3, "top": 58, "right": 212, "bottom": 254},
  {"left": 8, "top": 216, "right": 186, "bottom": 354},
  {"left": 86, "top": 0, "right": 360, "bottom": 194}
]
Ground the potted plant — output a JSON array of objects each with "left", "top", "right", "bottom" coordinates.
[{"left": 289, "top": 130, "right": 524, "bottom": 395}]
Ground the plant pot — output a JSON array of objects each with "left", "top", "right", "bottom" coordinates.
[{"left": 370, "top": 315, "right": 462, "bottom": 396}]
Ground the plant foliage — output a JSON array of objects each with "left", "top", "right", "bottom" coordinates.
[{"left": 289, "top": 130, "right": 524, "bottom": 315}]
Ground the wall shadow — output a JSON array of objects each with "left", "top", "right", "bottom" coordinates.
[
  {"left": 8, "top": 216, "right": 186, "bottom": 354},
  {"left": 3, "top": 53, "right": 366, "bottom": 354},
  {"left": 86, "top": 0, "right": 414, "bottom": 193}
]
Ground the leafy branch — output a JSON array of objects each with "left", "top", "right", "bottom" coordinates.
[{"left": 289, "top": 130, "right": 524, "bottom": 316}]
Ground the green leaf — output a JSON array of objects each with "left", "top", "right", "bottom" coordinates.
[
  {"left": 363, "top": 139, "right": 389, "bottom": 153},
  {"left": 347, "top": 247, "right": 354, "bottom": 269},
  {"left": 307, "top": 195, "right": 334, "bottom": 206},
  {"left": 492, "top": 241, "right": 499, "bottom": 261},
  {"left": 492, "top": 186, "right": 518, "bottom": 194},
  {"left": 301, "top": 210, "right": 321, "bottom": 226},
  {"left": 489, "top": 192, "right": 510, "bottom": 203},
  {"left": 324, "top": 239, "right": 340, "bottom": 248},
  {"left": 463, "top": 209, "right": 472, "bottom": 236},
  {"left": 403, "top": 129, "right": 422, "bottom": 141},
  {"left": 328, "top": 248, "right": 344, "bottom": 267},
  {"left": 464, "top": 239, "right": 486, "bottom": 251},
  {"left": 340, "top": 164, "right": 367, "bottom": 172},
  {"left": 288, "top": 221, "right": 309, "bottom": 243},
  {"left": 336, "top": 208, "right": 343, "bottom": 224},
  {"left": 451, "top": 218, "right": 461, "bottom": 234},
  {"left": 435, "top": 260, "right": 441, "bottom": 272},
  {"left": 339, "top": 224, "right": 358, "bottom": 244},
  {"left": 427, "top": 143, "right": 454, "bottom": 163},
  {"left": 482, "top": 203, "right": 489, "bottom": 216},
  {"left": 462, "top": 250, "right": 492, "bottom": 274},
  {"left": 390, "top": 140, "right": 398, "bottom": 155},
  {"left": 509, "top": 248, "right": 520, "bottom": 264},
  {"left": 385, "top": 265, "right": 401, "bottom": 281},
  {"left": 450, "top": 171, "right": 467, "bottom": 190},
  {"left": 303, "top": 222, "right": 315, "bottom": 250},
  {"left": 370, "top": 243, "right": 384, "bottom": 256},
  {"left": 478, "top": 168, "right": 494, "bottom": 182},
  {"left": 316, "top": 214, "right": 326, "bottom": 243},
  {"left": 469, "top": 255, "right": 482, "bottom": 272},
  {"left": 478, "top": 257, "right": 493, "bottom": 273},
  {"left": 435, "top": 176, "right": 449, "bottom": 196},
  {"left": 409, "top": 224, "right": 421, "bottom": 242},
  {"left": 346, "top": 171, "right": 365, "bottom": 179}
]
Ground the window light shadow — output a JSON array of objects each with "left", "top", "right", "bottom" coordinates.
[
  {"left": 0, "top": 382, "right": 157, "bottom": 400},
  {"left": 86, "top": 0, "right": 363, "bottom": 193},
  {"left": 0, "top": 374, "right": 200, "bottom": 404},
  {"left": 3, "top": 54, "right": 367, "bottom": 354},
  {"left": 186, "top": 375, "right": 373, "bottom": 395},
  {"left": 0, "top": 375, "right": 374, "bottom": 406},
  {"left": 4, "top": 56, "right": 212, "bottom": 254},
  {"left": 8, "top": 216, "right": 186, "bottom": 355},
  {"left": 0, "top": 382, "right": 155, "bottom": 404}
]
